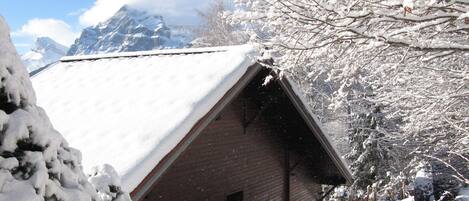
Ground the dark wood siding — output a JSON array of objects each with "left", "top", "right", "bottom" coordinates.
[{"left": 141, "top": 87, "right": 321, "bottom": 201}]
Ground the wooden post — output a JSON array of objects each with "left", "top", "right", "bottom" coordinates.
[{"left": 284, "top": 143, "right": 290, "bottom": 201}]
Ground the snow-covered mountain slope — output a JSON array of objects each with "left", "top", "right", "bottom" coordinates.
[
  {"left": 67, "top": 5, "right": 190, "bottom": 56},
  {"left": 21, "top": 37, "right": 68, "bottom": 72},
  {"left": 169, "top": 25, "right": 195, "bottom": 47}
]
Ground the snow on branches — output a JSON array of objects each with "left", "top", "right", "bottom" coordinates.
[
  {"left": 89, "top": 165, "right": 131, "bottom": 201},
  {"left": 192, "top": 0, "right": 249, "bottom": 47},
  {"left": 227, "top": 0, "right": 468, "bottom": 198},
  {"left": 0, "top": 16, "right": 131, "bottom": 201}
]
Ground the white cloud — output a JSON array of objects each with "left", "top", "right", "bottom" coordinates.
[
  {"left": 79, "top": 0, "right": 211, "bottom": 26},
  {"left": 14, "top": 18, "right": 79, "bottom": 46}
]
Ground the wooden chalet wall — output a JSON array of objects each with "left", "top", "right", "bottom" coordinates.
[{"left": 140, "top": 71, "right": 335, "bottom": 201}]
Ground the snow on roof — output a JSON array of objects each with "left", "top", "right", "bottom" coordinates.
[{"left": 31, "top": 45, "right": 258, "bottom": 192}]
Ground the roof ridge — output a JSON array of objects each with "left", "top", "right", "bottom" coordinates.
[{"left": 60, "top": 45, "right": 246, "bottom": 62}]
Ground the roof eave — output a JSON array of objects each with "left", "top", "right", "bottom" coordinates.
[
  {"left": 131, "top": 63, "right": 263, "bottom": 201},
  {"left": 131, "top": 60, "right": 353, "bottom": 201},
  {"left": 60, "top": 45, "right": 251, "bottom": 62},
  {"left": 277, "top": 76, "right": 354, "bottom": 185}
]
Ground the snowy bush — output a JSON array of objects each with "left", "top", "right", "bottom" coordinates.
[
  {"left": 0, "top": 16, "right": 131, "bottom": 201},
  {"left": 88, "top": 165, "right": 131, "bottom": 201}
]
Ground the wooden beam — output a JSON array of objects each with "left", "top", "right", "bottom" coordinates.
[{"left": 284, "top": 142, "right": 290, "bottom": 201}]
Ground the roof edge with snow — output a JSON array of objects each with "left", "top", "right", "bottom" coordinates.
[
  {"left": 130, "top": 60, "right": 353, "bottom": 200},
  {"left": 60, "top": 45, "right": 242, "bottom": 62},
  {"left": 131, "top": 61, "right": 264, "bottom": 201},
  {"left": 278, "top": 76, "right": 354, "bottom": 184}
]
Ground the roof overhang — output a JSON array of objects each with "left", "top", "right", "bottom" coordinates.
[
  {"left": 277, "top": 76, "right": 354, "bottom": 184},
  {"left": 131, "top": 63, "right": 263, "bottom": 201},
  {"left": 130, "top": 62, "right": 353, "bottom": 200}
]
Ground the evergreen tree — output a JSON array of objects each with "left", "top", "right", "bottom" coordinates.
[
  {"left": 344, "top": 83, "right": 402, "bottom": 197},
  {"left": 0, "top": 16, "right": 130, "bottom": 201}
]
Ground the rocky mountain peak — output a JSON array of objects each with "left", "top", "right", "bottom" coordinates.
[
  {"left": 33, "top": 37, "right": 68, "bottom": 55},
  {"left": 21, "top": 37, "right": 68, "bottom": 72},
  {"left": 67, "top": 5, "right": 188, "bottom": 56}
]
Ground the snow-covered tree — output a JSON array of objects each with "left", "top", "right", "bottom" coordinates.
[
  {"left": 192, "top": 0, "right": 248, "bottom": 47},
  {"left": 346, "top": 89, "right": 401, "bottom": 190},
  {"left": 0, "top": 16, "right": 130, "bottom": 201},
  {"left": 227, "top": 0, "right": 468, "bottom": 198}
]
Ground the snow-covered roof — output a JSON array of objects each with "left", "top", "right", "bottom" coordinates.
[{"left": 31, "top": 45, "right": 259, "bottom": 192}]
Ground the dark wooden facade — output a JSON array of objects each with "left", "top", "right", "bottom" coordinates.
[{"left": 134, "top": 69, "right": 350, "bottom": 201}]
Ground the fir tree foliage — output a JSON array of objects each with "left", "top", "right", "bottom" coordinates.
[{"left": 0, "top": 16, "right": 131, "bottom": 201}]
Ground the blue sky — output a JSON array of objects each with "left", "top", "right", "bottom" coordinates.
[
  {"left": 0, "top": 0, "right": 211, "bottom": 54},
  {"left": 0, "top": 1, "right": 93, "bottom": 31},
  {"left": 0, "top": 0, "right": 94, "bottom": 53}
]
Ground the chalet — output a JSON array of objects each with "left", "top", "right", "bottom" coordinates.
[{"left": 31, "top": 45, "right": 353, "bottom": 201}]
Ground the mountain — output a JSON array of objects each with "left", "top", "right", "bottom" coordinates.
[
  {"left": 168, "top": 25, "right": 195, "bottom": 47},
  {"left": 21, "top": 37, "right": 68, "bottom": 72},
  {"left": 67, "top": 6, "right": 190, "bottom": 56}
]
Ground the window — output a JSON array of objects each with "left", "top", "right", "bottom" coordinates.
[{"left": 226, "top": 191, "right": 243, "bottom": 201}]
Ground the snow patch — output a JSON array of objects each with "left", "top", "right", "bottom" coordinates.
[
  {"left": 89, "top": 164, "right": 131, "bottom": 201},
  {"left": 403, "top": 0, "right": 414, "bottom": 9}
]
